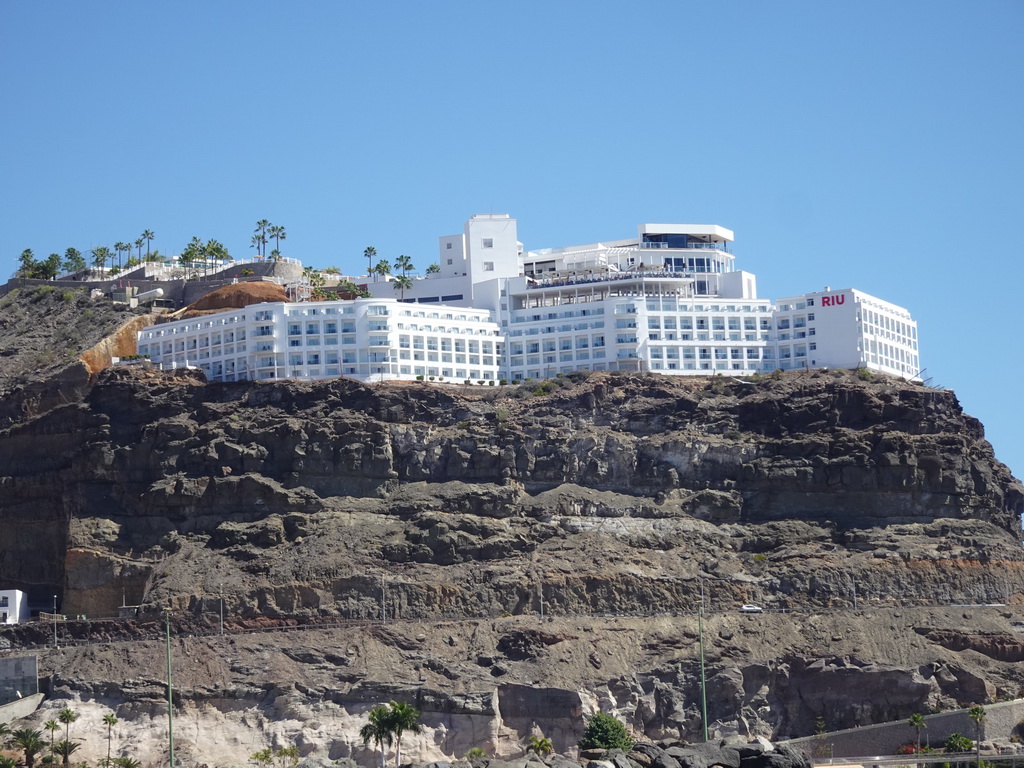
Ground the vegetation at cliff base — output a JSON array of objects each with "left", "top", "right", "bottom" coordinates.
[{"left": 579, "top": 712, "right": 634, "bottom": 751}]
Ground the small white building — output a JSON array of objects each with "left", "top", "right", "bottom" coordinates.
[{"left": 0, "top": 590, "right": 30, "bottom": 625}]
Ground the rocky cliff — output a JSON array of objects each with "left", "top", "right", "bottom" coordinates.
[{"left": 0, "top": 361, "right": 1022, "bottom": 765}]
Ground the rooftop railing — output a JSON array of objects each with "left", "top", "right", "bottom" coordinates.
[
  {"left": 527, "top": 270, "right": 703, "bottom": 290},
  {"left": 639, "top": 241, "right": 731, "bottom": 251}
]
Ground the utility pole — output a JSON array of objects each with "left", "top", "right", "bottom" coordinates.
[
  {"left": 698, "top": 607, "right": 708, "bottom": 743},
  {"left": 219, "top": 585, "right": 224, "bottom": 635},
  {"left": 381, "top": 574, "right": 386, "bottom": 624},
  {"left": 165, "top": 611, "right": 175, "bottom": 768},
  {"left": 52, "top": 595, "right": 58, "bottom": 648}
]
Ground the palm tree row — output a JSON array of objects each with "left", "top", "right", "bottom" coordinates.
[
  {"left": 97, "top": 230, "right": 158, "bottom": 272},
  {"left": 357, "top": 248, "right": 419, "bottom": 299},
  {"left": 359, "top": 700, "right": 421, "bottom": 768},
  {"left": 179, "top": 237, "right": 232, "bottom": 277},
  {"left": 0, "top": 706, "right": 138, "bottom": 768},
  {"left": 252, "top": 220, "right": 286, "bottom": 260},
  {"left": 362, "top": 248, "right": 418, "bottom": 282}
]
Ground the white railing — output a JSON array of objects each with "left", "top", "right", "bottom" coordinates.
[{"left": 639, "top": 241, "right": 731, "bottom": 251}]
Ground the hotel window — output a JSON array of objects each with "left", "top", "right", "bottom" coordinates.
[
  {"left": 446, "top": 242, "right": 453, "bottom": 250},
  {"left": 482, "top": 239, "right": 494, "bottom": 248},
  {"left": 483, "top": 262, "right": 494, "bottom": 271}
]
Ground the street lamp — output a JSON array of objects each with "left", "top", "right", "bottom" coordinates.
[{"left": 165, "top": 610, "right": 175, "bottom": 768}]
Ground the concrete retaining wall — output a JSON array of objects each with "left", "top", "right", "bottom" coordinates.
[
  {"left": 781, "top": 700, "right": 1024, "bottom": 758},
  {"left": 0, "top": 692, "right": 44, "bottom": 723}
]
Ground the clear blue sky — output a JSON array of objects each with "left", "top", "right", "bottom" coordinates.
[{"left": 2, "top": 2, "right": 1021, "bottom": 481}]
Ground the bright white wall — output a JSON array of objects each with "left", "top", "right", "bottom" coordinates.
[
  {"left": 466, "top": 215, "right": 520, "bottom": 286},
  {"left": 0, "top": 590, "right": 29, "bottom": 624}
]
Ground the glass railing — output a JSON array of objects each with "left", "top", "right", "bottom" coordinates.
[{"left": 639, "top": 241, "right": 730, "bottom": 251}]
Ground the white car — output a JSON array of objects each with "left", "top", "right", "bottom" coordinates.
[{"left": 739, "top": 604, "right": 764, "bottom": 613}]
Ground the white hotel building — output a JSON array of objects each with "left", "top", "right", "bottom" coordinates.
[{"left": 137, "top": 214, "right": 921, "bottom": 383}]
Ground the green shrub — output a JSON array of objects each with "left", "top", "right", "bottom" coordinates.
[
  {"left": 579, "top": 711, "right": 634, "bottom": 751},
  {"left": 465, "top": 747, "right": 487, "bottom": 760},
  {"left": 856, "top": 368, "right": 874, "bottom": 381},
  {"left": 945, "top": 733, "right": 972, "bottom": 753}
]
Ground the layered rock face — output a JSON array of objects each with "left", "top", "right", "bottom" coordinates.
[{"left": 1, "top": 366, "right": 1022, "bottom": 764}]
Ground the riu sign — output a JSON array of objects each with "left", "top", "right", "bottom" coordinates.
[{"left": 820, "top": 294, "right": 846, "bottom": 307}]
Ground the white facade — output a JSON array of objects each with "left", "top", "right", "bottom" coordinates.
[
  {"left": 137, "top": 215, "right": 921, "bottom": 384},
  {"left": 137, "top": 298, "right": 503, "bottom": 384},
  {"left": 501, "top": 223, "right": 775, "bottom": 379},
  {"left": 773, "top": 288, "right": 920, "bottom": 378},
  {"left": 0, "top": 590, "right": 30, "bottom": 625}
]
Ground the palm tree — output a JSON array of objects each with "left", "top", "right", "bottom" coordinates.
[
  {"left": 268, "top": 225, "right": 286, "bottom": 255},
  {"left": 142, "top": 230, "right": 155, "bottom": 258},
  {"left": 364, "top": 246, "right": 377, "bottom": 275},
  {"left": 203, "top": 240, "right": 230, "bottom": 273},
  {"left": 91, "top": 246, "right": 111, "bottom": 273},
  {"left": 385, "top": 700, "right": 421, "bottom": 768},
  {"left": 0, "top": 722, "right": 9, "bottom": 743},
  {"left": 968, "top": 706, "right": 985, "bottom": 768},
  {"left": 394, "top": 254, "right": 414, "bottom": 277},
  {"left": 360, "top": 705, "right": 393, "bottom": 768},
  {"left": 180, "top": 237, "right": 203, "bottom": 277},
  {"left": 908, "top": 713, "right": 926, "bottom": 751},
  {"left": 114, "top": 242, "right": 129, "bottom": 269},
  {"left": 274, "top": 745, "right": 299, "bottom": 768},
  {"left": 58, "top": 706, "right": 78, "bottom": 742},
  {"left": 62, "top": 248, "right": 85, "bottom": 274},
  {"left": 393, "top": 274, "right": 412, "bottom": 301},
  {"left": 37, "top": 253, "right": 61, "bottom": 280},
  {"left": 0, "top": 756, "right": 18, "bottom": 768},
  {"left": 43, "top": 719, "right": 59, "bottom": 759},
  {"left": 425, "top": 263, "right": 440, "bottom": 274},
  {"left": 52, "top": 740, "right": 80, "bottom": 768},
  {"left": 254, "top": 219, "right": 272, "bottom": 258},
  {"left": 373, "top": 259, "right": 391, "bottom": 283},
  {"left": 251, "top": 233, "right": 263, "bottom": 259},
  {"left": 526, "top": 735, "right": 553, "bottom": 756},
  {"left": 17, "top": 249, "right": 36, "bottom": 277},
  {"left": 134, "top": 238, "right": 144, "bottom": 260},
  {"left": 113, "top": 758, "right": 141, "bottom": 768},
  {"left": 103, "top": 713, "right": 118, "bottom": 766},
  {"left": 11, "top": 728, "right": 45, "bottom": 768}
]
